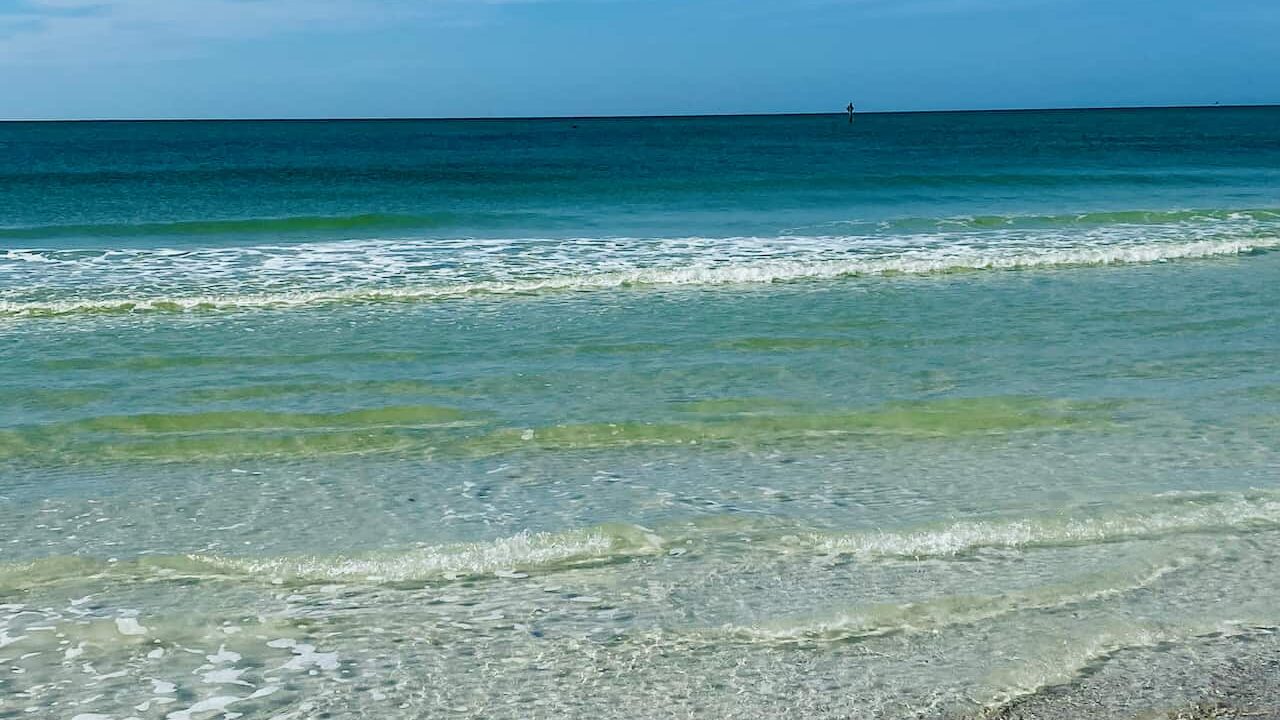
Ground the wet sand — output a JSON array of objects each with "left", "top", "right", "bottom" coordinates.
[{"left": 979, "top": 629, "right": 1280, "bottom": 720}]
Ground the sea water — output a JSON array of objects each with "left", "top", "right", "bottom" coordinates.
[{"left": 1, "top": 108, "right": 1279, "bottom": 718}]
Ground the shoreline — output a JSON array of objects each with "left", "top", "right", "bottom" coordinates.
[{"left": 974, "top": 629, "right": 1280, "bottom": 720}]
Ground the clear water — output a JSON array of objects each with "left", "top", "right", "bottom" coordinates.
[{"left": 1, "top": 108, "right": 1279, "bottom": 719}]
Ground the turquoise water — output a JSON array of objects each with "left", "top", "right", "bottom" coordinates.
[{"left": 2, "top": 108, "right": 1280, "bottom": 718}]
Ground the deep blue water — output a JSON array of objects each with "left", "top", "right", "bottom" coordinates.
[{"left": 3, "top": 108, "right": 1279, "bottom": 242}]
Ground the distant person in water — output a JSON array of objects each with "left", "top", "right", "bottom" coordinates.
[{"left": 847, "top": 103, "right": 855, "bottom": 123}]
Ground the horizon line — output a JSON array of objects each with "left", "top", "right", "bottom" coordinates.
[{"left": 2, "top": 102, "right": 1277, "bottom": 123}]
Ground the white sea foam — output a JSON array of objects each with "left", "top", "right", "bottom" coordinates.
[
  {"left": 189, "top": 525, "right": 663, "bottom": 583},
  {"left": 813, "top": 492, "right": 1280, "bottom": 558},
  {"left": 1, "top": 234, "right": 1275, "bottom": 318}
]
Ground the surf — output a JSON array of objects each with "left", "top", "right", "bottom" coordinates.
[
  {"left": 2, "top": 234, "right": 1276, "bottom": 319},
  {"left": 807, "top": 491, "right": 1280, "bottom": 559}
]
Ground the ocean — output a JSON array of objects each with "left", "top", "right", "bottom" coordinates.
[{"left": 1, "top": 107, "right": 1279, "bottom": 719}]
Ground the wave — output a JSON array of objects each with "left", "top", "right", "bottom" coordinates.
[
  {"left": 719, "top": 557, "right": 1189, "bottom": 645},
  {"left": 191, "top": 524, "right": 664, "bottom": 583},
  {"left": 0, "top": 525, "right": 665, "bottom": 590},
  {"left": 809, "top": 491, "right": 1280, "bottom": 559},
  {"left": 0, "top": 213, "right": 477, "bottom": 240},
  {"left": 3, "top": 236, "right": 1275, "bottom": 319}
]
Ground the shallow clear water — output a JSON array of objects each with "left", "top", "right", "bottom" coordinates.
[{"left": 1, "top": 108, "right": 1279, "bottom": 719}]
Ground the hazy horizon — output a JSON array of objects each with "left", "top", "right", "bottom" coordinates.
[{"left": 4, "top": 102, "right": 1279, "bottom": 123}]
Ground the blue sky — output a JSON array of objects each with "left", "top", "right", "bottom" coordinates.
[{"left": 1, "top": 0, "right": 1277, "bottom": 119}]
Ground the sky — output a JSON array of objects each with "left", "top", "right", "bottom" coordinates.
[{"left": 1, "top": 0, "right": 1277, "bottom": 119}]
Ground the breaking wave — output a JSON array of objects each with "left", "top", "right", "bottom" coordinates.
[
  {"left": 810, "top": 491, "right": 1280, "bottom": 559},
  {"left": 190, "top": 524, "right": 665, "bottom": 583},
  {"left": 0, "top": 525, "right": 666, "bottom": 590},
  {"left": 2, "top": 235, "right": 1275, "bottom": 319}
]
